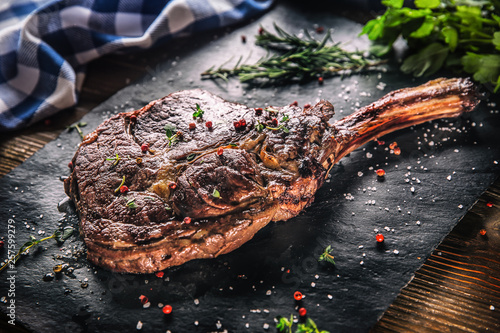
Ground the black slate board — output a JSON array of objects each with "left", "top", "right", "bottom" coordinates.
[{"left": 1, "top": 3, "right": 500, "bottom": 333}]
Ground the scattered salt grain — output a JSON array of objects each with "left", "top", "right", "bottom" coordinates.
[
  {"left": 490, "top": 305, "right": 495, "bottom": 311},
  {"left": 216, "top": 320, "right": 222, "bottom": 329},
  {"left": 446, "top": 175, "right": 452, "bottom": 181},
  {"left": 263, "top": 323, "right": 270, "bottom": 330},
  {"left": 393, "top": 249, "right": 399, "bottom": 255},
  {"left": 136, "top": 321, "right": 143, "bottom": 330}
]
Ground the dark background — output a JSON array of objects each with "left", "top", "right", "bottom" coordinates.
[{"left": 1, "top": 2, "right": 500, "bottom": 332}]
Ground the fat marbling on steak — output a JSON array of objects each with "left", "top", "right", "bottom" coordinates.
[{"left": 65, "top": 78, "right": 479, "bottom": 273}]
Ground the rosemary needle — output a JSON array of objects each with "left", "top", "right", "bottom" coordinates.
[{"left": 202, "top": 23, "right": 385, "bottom": 85}]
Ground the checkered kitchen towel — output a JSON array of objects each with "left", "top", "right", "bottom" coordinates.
[{"left": 0, "top": 0, "right": 273, "bottom": 131}]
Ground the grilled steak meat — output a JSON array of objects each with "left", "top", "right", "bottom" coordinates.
[{"left": 65, "top": 78, "right": 479, "bottom": 273}]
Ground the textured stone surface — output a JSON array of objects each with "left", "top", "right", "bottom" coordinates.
[{"left": 1, "top": 3, "right": 500, "bottom": 332}]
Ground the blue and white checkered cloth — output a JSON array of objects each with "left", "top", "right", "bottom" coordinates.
[{"left": 0, "top": 0, "right": 273, "bottom": 131}]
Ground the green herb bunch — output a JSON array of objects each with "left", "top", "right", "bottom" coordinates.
[
  {"left": 361, "top": 0, "right": 500, "bottom": 91},
  {"left": 202, "top": 24, "right": 384, "bottom": 85},
  {"left": 277, "top": 315, "right": 329, "bottom": 333}
]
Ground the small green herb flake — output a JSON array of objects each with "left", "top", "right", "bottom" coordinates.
[
  {"left": 126, "top": 198, "right": 138, "bottom": 209},
  {"left": 212, "top": 188, "right": 220, "bottom": 198},
  {"left": 280, "top": 114, "right": 290, "bottom": 123},
  {"left": 361, "top": 0, "right": 500, "bottom": 91},
  {"left": 255, "top": 122, "right": 265, "bottom": 132},
  {"left": 106, "top": 153, "right": 121, "bottom": 166},
  {"left": 0, "top": 227, "right": 74, "bottom": 273},
  {"left": 114, "top": 176, "right": 126, "bottom": 193},
  {"left": 276, "top": 314, "right": 329, "bottom": 333},
  {"left": 164, "top": 124, "right": 179, "bottom": 146},
  {"left": 193, "top": 103, "right": 205, "bottom": 119},
  {"left": 318, "top": 245, "right": 335, "bottom": 265},
  {"left": 186, "top": 153, "right": 197, "bottom": 161}
]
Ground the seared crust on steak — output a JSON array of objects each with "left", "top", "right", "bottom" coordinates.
[{"left": 65, "top": 78, "right": 479, "bottom": 273}]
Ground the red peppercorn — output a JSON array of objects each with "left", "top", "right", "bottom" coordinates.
[
  {"left": 162, "top": 305, "right": 172, "bottom": 314},
  {"left": 241, "top": 35, "right": 247, "bottom": 43},
  {"left": 189, "top": 122, "right": 196, "bottom": 130},
  {"left": 303, "top": 103, "right": 311, "bottom": 109},
  {"left": 376, "top": 169, "right": 385, "bottom": 177},
  {"left": 44, "top": 118, "right": 51, "bottom": 126},
  {"left": 255, "top": 107, "right": 263, "bottom": 116},
  {"left": 271, "top": 118, "right": 278, "bottom": 127},
  {"left": 68, "top": 161, "right": 73, "bottom": 169},
  {"left": 234, "top": 121, "right": 241, "bottom": 129},
  {"left": 389, "top": 142, "right": 398, "bottom": 150},
  {"left": 141, "top": 143, "right": 149, "bottom": 152},
  {"left": 486, "top": 202, "right": 494, "bottom": 207},
  {"left": 130, "top": 115, "right": 137, "bottom": 122},
  {"left": 217, "top": 147, "right": 224, "bottom": 156},
  {"left": 183, "top": 217, "right": 191, "bottom": 224},
  {"left": 298, "top": 307, "right": 307, "bottom": 317},
  {"left": 318, "top": 77, "right": 324, "bottom": 84},
  {"left": 293, "top": 291, "right": 303, "bottom": 301},
  {"left": 239, "top": 119, "right": 246, "bottom": 127},
  {"left": 0, "top": 241, "right": 4, "bottom": 249},
  {"left": 169, "top": 182, "right": 177, "bottom": 190},
  {"left": 480, "top": 229, "right": 487, "bottom": 236},
  {"left": 376, "top": 233, "right": 384, "bottom": 243},
  {"left": 290, "top": 101, "right": 298, "bottom": 107},
  {"left": 205, "top": 121, "right": 213, "bottom": 129},
  {"left": 120, "top": 185, "right": 129, "bottom": 193},
  {"left": 139, "top": 295, "right": 148, "bottom": 304},
  {"left": 377, "top": 140, "right": 385, "bottom": 146},
  {"left": 316, "top": 26, "right": 324, "bottom": 34},
  {"left": 258, "top": 27, "right": 264, "bottom": 35},
  {"left": 155, "top": 271, "right": 164, "bottom": 278},
  {"left": 394, "top": 147, "right": 401, "bottom": 155}
]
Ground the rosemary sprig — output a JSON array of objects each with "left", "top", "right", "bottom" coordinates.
[
  {"left": 0, "top": 227, "right": 74, "bottom": 273},
  {"left": 67, "top": 122, "right": 87, "bottom": 140},
  {"left": 201, "top": 23, "right": 384, "bottom": 84},
  {"left": 318, "top": 245, "right": 335, "bottom": 265}
]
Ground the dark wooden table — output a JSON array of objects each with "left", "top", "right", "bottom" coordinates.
[{"left": 1, "top": 7, "right": 499, "bottom": 332}]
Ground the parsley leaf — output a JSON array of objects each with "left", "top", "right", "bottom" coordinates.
[{"left": 193, "top": 103, "right": 205, "bottom": 118}]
